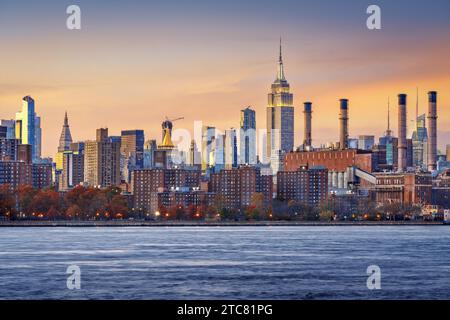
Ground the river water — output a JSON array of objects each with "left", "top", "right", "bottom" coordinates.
[{"left": 1, "top": 226, "right": 450, "bottom": 300}]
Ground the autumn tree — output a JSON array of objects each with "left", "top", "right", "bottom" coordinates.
[
  {"left": 29, "top": 189, "right": 62, "bottom": 218},
  {"left": 66, "top": 204, "right": 82, "bottom": 219},
  {"left": 109, "top": 194, "right": 129, "bottom": 218},
  {"left": 0, "top": 185, "right": 15, "bottom": 218},
  {"left": 17, "top": 185, "right": 38, "bottom": 216}
]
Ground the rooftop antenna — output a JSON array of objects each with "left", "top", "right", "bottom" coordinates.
[
  {"left": 416, "top": 87, "right": 419, "bottom": 129},
  {"left": 386, "top": 97, "right": 392, "bottom": 136}
]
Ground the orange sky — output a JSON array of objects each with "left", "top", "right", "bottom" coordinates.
[{"left": 1, "top": 1, "right": 449, "bottom": 157}]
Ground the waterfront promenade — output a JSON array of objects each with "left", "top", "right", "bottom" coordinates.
[{"left": 0, "top": 220, "right": 445, "bottom": 227}]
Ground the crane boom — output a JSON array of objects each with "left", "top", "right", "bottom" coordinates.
[{"left": 165, "top": 116, "right": 184, "bottom": 122}]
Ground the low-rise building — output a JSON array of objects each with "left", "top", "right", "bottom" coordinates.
[
  {"left": 432, "top": 169, "right": 450, "bottom": 209},
  {"left": 372, "top": 172, "right": 432, "bottom": 205}
]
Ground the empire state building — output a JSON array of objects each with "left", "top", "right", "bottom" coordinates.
[{"left": 266, "top": 40, "right": 294, "bottom": 159}]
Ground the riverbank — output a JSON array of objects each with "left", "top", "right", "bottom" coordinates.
[{"left": 0, "top": 220, "right": 445, "bottom": 227}]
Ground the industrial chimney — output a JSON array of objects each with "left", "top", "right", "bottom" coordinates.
[
  {"left": 339, "top": 99, "right": 349, "bottom": 150},
  {"left": 303, "top": 102, "right": 312, "bottom": 148},
  {"left": 427, "top": 91, "right": 438, "bottom": 171},
  {"left": 397, "top": 94, "right": 407, "bottom": 172}
]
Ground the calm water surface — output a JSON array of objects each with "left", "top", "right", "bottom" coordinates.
[{"left": 1, "top": 226, "right": 450, "bottom": 300}]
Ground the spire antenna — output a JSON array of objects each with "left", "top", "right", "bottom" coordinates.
[
  {"left": 279, "top": 37, "right": 282, "bottom": 63},
  {"left": 276, "top": 37, "right": 285, "bottom": 81},
  {"left": 416, "top": 87, "right": 419, "bottom": 129},
  {"left": 386, "top": 97, "right": 392, "bottom": 136}
]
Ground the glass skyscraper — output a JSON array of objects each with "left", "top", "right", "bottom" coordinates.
[
  {"left": 15, "top": 96, "right": 41, "bottom": 162},
  {"left": 240, "top": 106, "right": 256, "bottom": 165},
  {"left": 412, "top": 114, "right": 428, "bottom": 170}
]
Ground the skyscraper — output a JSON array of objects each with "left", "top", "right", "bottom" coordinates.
[
  {"left": 55, "top": 112, "right": 74, "bottom": 171},
  {"left": 84, "top": 128, "right": 121, "bottom": 187},
  {"left": 15, "top": 96, "right": 41, "bottom": 162},
  {"left": 358, "top": 135, "right": 375, "bottom": 151},
  {"left": 201, "top": 126, "right": 216, "bottom": 173},
  {"left": 143, "top": 139, "right": 157, "bottom": 169},
  {"left": 121, "top": 130, "right": 144, "bottom": 167},
  {"left": 0, "top": 120, "right": 16, "bottom": 139},
  {"left": 266, "top": 40, "right": 294, "bottom": 159},
  {"left": 412, "top": 114, "right": 428, "bottom": 170},
  {"left": 224, "top": 128, "right": 238, "bottom": 169},
  {"left": 379, "top": 98, "right": 398, "bottom": 168},
  {"left": 58, "top": 112, "right": 73, "bottom": 152},
  {"left": 189, "top": 139, "right": 201, "bottom": 168},
  {"left": 59, "top": 142, "right": 85, "bottom": 191},
  {"left": 240, "top": 107, "right": 256, "bottom": 165},
  {"left": 121, "top": 130, "right": 144, "bottom": 182}
]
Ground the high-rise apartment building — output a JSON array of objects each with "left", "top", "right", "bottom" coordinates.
[
  {"left": 60, "top": 142, "right": 85, "bottom": 191},
  {"left": 209, "top": 166, "right": 273, "bottom": 210},
  {"left": 84, "top": 128, "right": 121, "bottom": 188},
  {"left": 32, "top": 163, "right": 52, "bottom": 189},
  {"left": 0, "top": 161, "right": 32, "bottom": 190},
  {"left": 277, "top": 166, "right": 328, "bottom": 206},
  {"left": 131, "top": 168, "right": 201, "bottom": 212},
  {"left": 0, "top": 136, "right": 19, "bottom": 161}
]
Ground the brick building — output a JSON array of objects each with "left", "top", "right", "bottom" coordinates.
[
  {"left": 277, "top": 166, "right": 328, "bottom": 206},
  {"left": 284, "top": 149, "right": 375, "bottom": 172},
  {"left": 32, "top": 163, "right": 52, "bottom": 189},
  {"left": 0, "top": 161, "right": 32, "bottom": 190},
  {"left": 371, "top": 172, "right": 432, "bottom": 205},
  {"left": 209, "top": 166, "right": 273, "bottom": 210},
  {"left": 150, "top": 189, "right": 216, "bottom": 215},
  {"left": 84, "top": 128, "right": 121, "bottom": 188},
  {"left": 284, "top": 149, "right": 375, "bottom": 191},
  {"left": 131, "top": 168, "right": 202, "bottom": 212},
  {"left": 432, "top": 170, "right": 450, "bottom": 209}
]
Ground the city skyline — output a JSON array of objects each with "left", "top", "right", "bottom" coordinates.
[{"left": 1, "top": 0, "right": 450, "bottom": 157}]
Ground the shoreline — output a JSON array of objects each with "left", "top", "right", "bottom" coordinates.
[{"left": 0, "top": 220, "right": 446, "bottom": 227}]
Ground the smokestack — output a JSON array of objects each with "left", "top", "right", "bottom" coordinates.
[
  {"left": 427, "top": 91, "right": 438, "bottom": 171},
  {"left": 303, "top": 102, "right": 312, "bottom": 148},
  {"left": 397, "top": 94, "right": 407, "bottom": 172},
  {"left": 339, "top": 99, "right": 349, "bottom": 150}
]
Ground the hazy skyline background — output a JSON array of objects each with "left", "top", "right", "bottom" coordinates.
[{"left": 1, "top": 0, "right": 450, "bottom": 157}]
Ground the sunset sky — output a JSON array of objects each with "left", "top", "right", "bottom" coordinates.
[{"left": 1, "top": 0, "right": 449, "bottom": 157}]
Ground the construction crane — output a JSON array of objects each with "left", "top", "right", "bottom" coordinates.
[
  {"left": 161, "top": 116, "right": 184, "bottom": 141},
  {"left": 165, "top": 116, "right": 184, "bottom": 122}
]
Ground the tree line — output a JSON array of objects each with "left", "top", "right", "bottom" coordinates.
[
  {"left": 0, "top": 185, "right": 128, "bottom": 220},
  {"left": 0, "top": 184, "right": 424, "bottom": 221}
]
